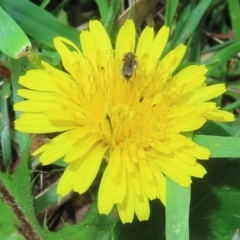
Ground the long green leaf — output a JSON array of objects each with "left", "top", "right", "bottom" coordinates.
[
  {"left": 193, "top": 135, "right": 240, "bottom": 158},
  {"left": 165, "top": 0, "right": 179, "bottom": 27},
  {"left": 0, "top": 6, "right": 31, "bottom": 58},
  {"left": 0, "top": 0, "right": 80, "bottom": 48},
  {"left": 0, "top": 81, "right": 12, "bottom": 170},
  {"left": 11, "top": 59, "right": 29, "bottom": 150},
  {"left": 95, "top": 0, "right": 109, "bottom": 24},
  {"left": 166, "top": 178, "right": 190, "bottom": 240},
  {"left": 206, "top": 42, "right": 240, "bottom": 67},
  {"left": 228, "top": 0, "right": 240, "bottom": 45}
]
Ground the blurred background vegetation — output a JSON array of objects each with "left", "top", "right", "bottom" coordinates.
[{"left": 0, "top": 0, "right": 240, "bottom": 239}]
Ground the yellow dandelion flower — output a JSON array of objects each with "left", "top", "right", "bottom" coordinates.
[{"left": 14, "top": 20, "right": 234, "bottom": 223}]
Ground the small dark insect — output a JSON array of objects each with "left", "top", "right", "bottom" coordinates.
[{"left": 121, "top": 52, "right": 138, "bottom": 80}]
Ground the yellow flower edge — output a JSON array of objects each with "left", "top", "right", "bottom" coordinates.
[{"left": 14, "top": 20, "right": 235, "bottom": 223}]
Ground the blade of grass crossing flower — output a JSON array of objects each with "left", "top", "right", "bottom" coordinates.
[
  {"left": 228, "top": 0, "right": 240, "bottom": 45},
  {"left": 166, "top": 177, "right": 190, "bottom": 240},
  {"left": 0, "top": 7, "right": 31, "bottom": 58},
  {"left": 165, "top": 0, "right": 178, "bottom": 26},
  {"left": 193, "top": 135, "right": 240, "bottom": 158},
  {"left": 0, "top": 0, "right": 80, "bottom": 48},
  {"left": 0, "top": 81, "right": 12, "bottom": 170}
]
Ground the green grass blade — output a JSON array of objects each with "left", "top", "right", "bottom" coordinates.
[
  {"left": 11, "top": 59, "right": 29, "bottom": 150},
  {"left": 165, "top": 0, "right": 179, "bottom": 26},
  {"left": 0, "top": 7, "right": 31, "bottom": 58},
  {"left": 193, "top": 135, "right": 240, "bottom": 158},
  {"left": 222, "top": 98, "right": 240, "bottom": 111},
  {"left": 105, "top": 0, "right": 120, "bottom": 38},
  {"left": 186, "top": 31, "right": 201, "bottom": 62},
  {"left": 95, "top": 0, "right": 109, "bottom": 24},
  {"left": 228, "top": 0, "right": 240, "bottom": 45},
  {"left": 166, "top": 178, "right": 190, "bottom": 240},
  {"left": 206, "top": 42, "right": 240, "bottom": 76},
  {"left": 95, "top": 0, "right": 119, "bottom": 42},
  {"left": 168, "top": 1, "right": 211, "bottom": 49},
  {"left": 35, "top": 184, "right": 58, "bottom": 214},
  {"left": 0, "top": 0, "right": 80, "bottom": 48},
  {"left": 206, "top": 42, "right": 240, "bottom": 65},
  {"left": 0, "top": 81, "right": 12, "bottom": 170}
]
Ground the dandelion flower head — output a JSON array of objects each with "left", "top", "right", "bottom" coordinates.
[{"left": 14, "top": 20, "right": 234, "bottom": 223}]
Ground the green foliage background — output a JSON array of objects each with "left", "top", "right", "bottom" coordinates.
[{"left": 0, "top": 0, "right": 240, "bottom": 239}]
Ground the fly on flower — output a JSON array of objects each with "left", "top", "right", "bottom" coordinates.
[{"left": 121, "top": 52, "right": 138, "bottom": 80}]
